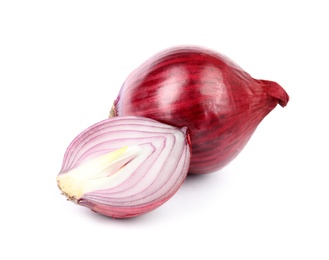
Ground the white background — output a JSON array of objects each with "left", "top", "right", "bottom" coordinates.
[{"left": 1, "top": 1, "right": 328, "bottom": 259}]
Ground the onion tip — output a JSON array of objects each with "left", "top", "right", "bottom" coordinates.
[{"left": 260, "top": 79, "right": 290, "bottom": 107}]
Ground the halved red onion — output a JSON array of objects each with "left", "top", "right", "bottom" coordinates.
[
  {"left": 111, "top": 46, "right": 289, "bottom": 174},
  {"left": 57, "top": 116, "right": 191, "bottom": 218}
]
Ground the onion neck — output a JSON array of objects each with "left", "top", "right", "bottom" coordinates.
[{"left": 259, "top": 79, "right": 289, "bottom": 107}]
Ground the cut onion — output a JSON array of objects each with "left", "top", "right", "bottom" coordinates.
[
  {"left": 57, "top": 116, "right": 191, "bottom": 218},
  {"left": 112, "top": 46, "right": 289, "bottom": 174}
]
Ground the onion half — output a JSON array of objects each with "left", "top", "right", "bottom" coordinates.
[
  {"left": 57, "top": 116, "right": 191, "bottom": 218},
  {"left": 112, "top": 46, "right": 289, "bottom": 174}
]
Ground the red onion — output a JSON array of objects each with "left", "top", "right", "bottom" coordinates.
[
  {"left": 112, "top": 46, "right": 289, "bottom": 174},
  {"left": 57, "top": 116, "right": 191, "bottom": 218}
]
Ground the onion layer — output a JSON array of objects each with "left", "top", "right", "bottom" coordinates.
[
  {"left": 112, "top": 46, "right": 289, "bottom": 174},
  {"left": 57, "top": 116, "right": 191, "bottom": 218}
]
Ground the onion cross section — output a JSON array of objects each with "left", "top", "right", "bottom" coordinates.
[{"left": 57, "top": 116, "right": 191, "bottom": 218}]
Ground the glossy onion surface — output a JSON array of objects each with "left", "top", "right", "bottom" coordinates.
[
  {"left": 57, "top": 116, "right": 191, "bottom": 218},
  {"left": 113, "top": 46, "right": 289, "bottom": 174}
]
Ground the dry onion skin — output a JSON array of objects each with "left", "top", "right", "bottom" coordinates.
[
  {"left": 112, "top": 46, "right": 289, "bottom": 174},
  {"left": 57, "top": 116, "right": 191, "bottom": 218}
]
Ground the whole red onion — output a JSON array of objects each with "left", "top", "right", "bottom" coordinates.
[{"left": 112, "top": 46, "right": 289, "bottom": 174}]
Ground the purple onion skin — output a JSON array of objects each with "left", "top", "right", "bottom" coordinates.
[{"left": 113, "top": 46, "right": 289, "bottom": 174}]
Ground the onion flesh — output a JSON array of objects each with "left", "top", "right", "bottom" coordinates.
[
  {"left": 57, "top": 116, "right": 191, "bottom": 218},
  {"left": 112, "top": 46, "right": 289, "bottom": 174}
]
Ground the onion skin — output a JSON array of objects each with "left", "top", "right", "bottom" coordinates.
[
  {"left": 57, "top": 116, "right": 191, "bottom": 218},
  {"left": 112, "top": 46, "right": 289, "bottom": 174}
]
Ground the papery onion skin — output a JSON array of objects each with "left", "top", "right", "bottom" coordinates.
[
  {"left": 57, "top": 116, "right": 191, "bottom": 218},
  {"left": 112, "top": 46, "right": 289, "bottom": 174}
]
